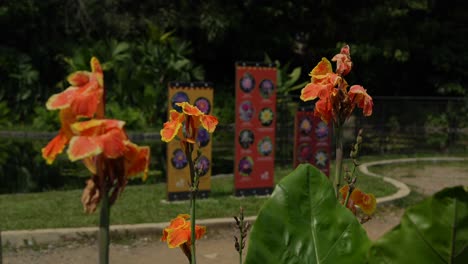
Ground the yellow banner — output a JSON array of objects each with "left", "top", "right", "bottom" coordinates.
[{"left": 166, "top": 82, "right": 213, "bottom": 200}]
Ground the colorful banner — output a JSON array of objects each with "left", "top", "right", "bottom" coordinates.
[
  {"left": 234, "top": 62, "right": 277, "bottom": 196},
  {"left": 166, "top": 82, "right": 213, "bottom": 201},
  {"left": 293, "top": 111, "right": 332, "bottom": 177}
]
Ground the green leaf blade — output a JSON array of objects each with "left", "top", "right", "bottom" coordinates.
[
  {"left": 245, "top": 164, "right": 371, "bottom": 264},
  {"left": 368, "top": 187, "right": 468, "bottom": 264}
]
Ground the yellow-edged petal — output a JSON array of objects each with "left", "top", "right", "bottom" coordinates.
[
  {"left": 199, "top": 115, "right": 218, "bottom": 133},
  {"left": 67, "top": 71, "right": 90, "bottom": 86},
  {"left": 349, "top": 85, "right": 373, "bottom": 116},
  {"left": 310, "top": 58, "right": 333, "bottom": 83},
  {"left": 67, "top": 136, "right": 102, "bottom": 161},
  {"left": 124, "top": 143, "right": 150, "bottom": 180},
  {"left": 46, "top": 87, "right": 79, "bottom": 110},
  {"left": 41, "top": 131, "right": 69, "bottom": 164},
  {"left": 178, "top": 102, "right": 203, "bottom": 116},
  {"left": 160, "top": 120, "right": 182, "bottom": 142},
  {"left": 98, "top": 128, "right": 127, "bottom": 158}
]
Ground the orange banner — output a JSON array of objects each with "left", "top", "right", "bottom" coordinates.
[{"left": 166, "top": 82, "right": 213, "bottom": 201}]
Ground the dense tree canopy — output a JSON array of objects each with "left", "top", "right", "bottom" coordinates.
[{"left": 1, "top": 0, "right": 466, "bottom": 126}]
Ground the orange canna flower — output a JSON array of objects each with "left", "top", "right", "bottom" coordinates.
[
  {"left": 160, "top": 102, "right": 218, "bottom": 143},
  {"left": 42, "top": 56, "right": 151, "bottom": 214},
  {"left": 331, "top": 45, "right": 352, "bottom": 76},
  {"left": 42, "top": 57, "right": 105, "bottom": 164},
  {"left": 46, "top": 57, "right": 104, "bottom": 118},
  {"left": 300, "top": 45, "right": 373, "bottom": 125},
  {"left": 161, "top": 214, "right": 206, "bottom": 259},
  {"left": 339, "top": 185, "right": 376, "bottom": 216}
]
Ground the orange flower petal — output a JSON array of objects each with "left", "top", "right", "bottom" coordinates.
[
  {"left": 41, "top": 131, "right": 69, "bottom": 164},
  {"left": 179, "top": 102, "right": 203, "bottom": 116},
  {"left": 161, "top": 120, "right": 182, "bottom": 142},
  {"left": 90, "top": 57, "right": 103, "bottom": 74},
  {"left": 339, "top": 185, "right": 350, "bottom": 200},
  {"left": 71, "top": 82, "right": 102, "bottom": 118},
  {"left": 194, "top": 224, "right": 207, "bottom": 240},
  {"left": 83, "top": 157, "right": 97, "bottom": 174},
  {"left": 67, "top": 71, "right": 90, "bottom": 86},
  {"left": 99, "top": 129, "right": 127, "bottom": 158},
  {"left": 349, "top": 85, "right": 373, "bottom": 116},
  {"left": 300, "top": 82, "right": 331, "bottom": 102},
  {"left": 314, "top": 97, "right": 333, "bottom": 123},
  {"left": 359, "top": 193, "right": 376, "bottom": 215},
  {"left": 169, "top": 110, "right": 185, "bottom": 122},
  {"left": 71, "top": 119, "right": 125, "bottom": 135},
  {"left": 167, "top": 228, "right": 190, "bottom": 248},
  {"left": 90, "top": 57, "right": 104, "bottom": 88},
  {"left": 124, "top": 144, "right": 150, "bottom": 180},
  {"left": 67, "top": 136, "right": 102, "bottom": 161},
  {"left": 71, "top": 82, "right": 102, "bottom": 117},
  {"left": 46, "top": 87, "right": 79, "bottom": 110},
  {"left": 310, "top": 58, "right": 333, "bottom": 82},
  {"left": 199, "top": 115, "right": 218, "bottom": 133}
]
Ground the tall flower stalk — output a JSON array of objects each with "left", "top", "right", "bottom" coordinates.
[
  {"left": 160, "top": 102, "right": 218, "bottom": 263},
  {"left": 41, "top": 57, "right": 150, "bottom": 264},
  {"left": 300, "top": 45, "right": 374, "bottom": 199}
]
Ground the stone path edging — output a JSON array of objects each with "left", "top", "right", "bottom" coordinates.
[
  {"left": 359, "top": 156, "right": 468, "bottom": 205},
  {"left": 1, "top": 216, "right": 257, "bottom": 248}
]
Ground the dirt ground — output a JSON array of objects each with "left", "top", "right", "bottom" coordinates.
[{"left": 3, "top": 164, "right": 467, "bottom": 264}]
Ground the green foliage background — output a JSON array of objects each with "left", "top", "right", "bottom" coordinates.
[{"left": 0, "top": 0, "right": 467, "bottom": 128}]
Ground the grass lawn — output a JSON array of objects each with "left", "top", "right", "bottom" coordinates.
[{"left": 0, "top": 164, "right": 395, "bottom": 231}]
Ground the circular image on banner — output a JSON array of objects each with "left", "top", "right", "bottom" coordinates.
[
  {"left": 171, "top": 149, "right": 188, "bottom": 169},
  {"left": 194, "top": 97, "right": 211, "bottom": 114},
  {"left": 171, "top": 92, "right": 189, "bottom": 112},
  {"left": 315, "top": 121, "right": 329, "bottom": 140},
  {"left": 259, "top": 79, "right": 275, "bottom": 98},
  {"left": 195, "top": 156, "right": 210, "bottom": 177},
  {"left": 299, "top": 117, "right": 313, "bottom": 135},
  {"left": 239, "top": 101, "right": 254, "bottom": 122},
  {"left": 315, "top": 150, "right": 328, "bottom": 168},
  {"left": 257, "top": 137, "right": 273, "bottom": 156},
  {"left": 197, "top": 127, "right": 210, "bottom": 147},
  {"left": 259, "top": 107, "right": 274, "bottom": 126},
  {"left": 238, "top": 156, "right": 254, "bottom": 177},
  {"left": 239, "top": 73, "right": 255, "bottom": 93},
  {"left": 297, "top": 143, "right": 313, "bottom": 163},
  {"left": 239, "top": 129, "right": 254, "bottom": 149}
]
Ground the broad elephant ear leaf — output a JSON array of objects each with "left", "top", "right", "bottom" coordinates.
[
  {"left": 368, "top": 186, "right": 468, "bottom": 264},
  {"left": 244, "top": 164, "right": 371, "bottom": 264}
]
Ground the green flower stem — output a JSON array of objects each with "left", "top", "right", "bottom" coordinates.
[
  {"left": 344, "top": 186, "right": 353, "bottom": 208},
  {"left": 99, "top": 192, "right": 110, "bottom": 264},
  {"left": 97, "top": 156, "right": 110, "bottom": 264},
  {"left": 185, "top": 143, "right": 197, "bottom": 264},
  {"left": 334, "top": 125, "right": 344, "bottom": 198}
]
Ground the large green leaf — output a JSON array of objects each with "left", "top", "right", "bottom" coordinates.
[
  {"left": 368, "top": 186, "right": 468, "bottom": 264},
  {"left": 244, "top": 164, "right": 371, "bottom": 264}
]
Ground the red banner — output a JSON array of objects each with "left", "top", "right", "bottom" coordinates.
[
  {"left": 293, "top": 111, "right": 332, "bottom": 177},
  {"left": 234, "top": 62, "right": 277, "bottom": 196}
]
